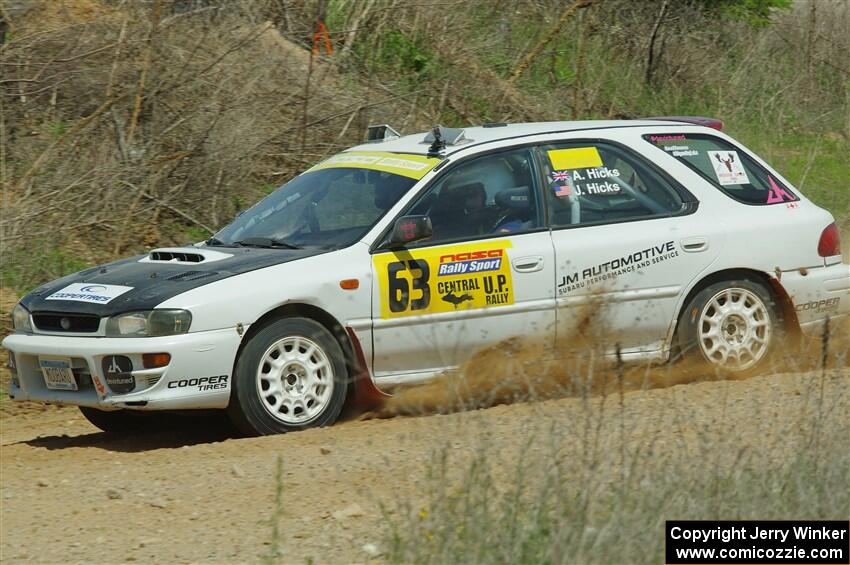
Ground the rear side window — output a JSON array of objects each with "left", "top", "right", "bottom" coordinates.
[
  {"left": 539, "top": 141, "right": 685, "bottom": 228},
  {"left": 644, "top": 133, "right": 798, "bottom": 205}
]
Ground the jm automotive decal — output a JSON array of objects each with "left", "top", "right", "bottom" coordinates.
[
  {"left": 558, "top": 240, "right": 679, "bottom": 295},
  {"left": 374, "top": 240, "right": 514, "bottom": 318}
]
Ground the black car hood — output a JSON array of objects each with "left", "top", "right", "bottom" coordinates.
[{"left": 21, "top": 246, "right": 325, "bottom": 316}]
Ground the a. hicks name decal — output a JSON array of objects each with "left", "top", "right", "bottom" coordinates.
[{"left": 374, "top": 240, "right": 514, "bottom": 318}]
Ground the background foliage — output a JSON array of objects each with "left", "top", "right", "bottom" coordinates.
[{"left": 1, "top": 0, "right": 848, "bottom": 296}]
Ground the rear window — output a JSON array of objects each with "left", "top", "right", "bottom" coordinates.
[{"left": 643, "top": 133, "right": 798, "bottom": 205}]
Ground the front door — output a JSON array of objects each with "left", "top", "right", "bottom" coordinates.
[{"left": 370, "top": 147, "right": 557, "bottom": 381}]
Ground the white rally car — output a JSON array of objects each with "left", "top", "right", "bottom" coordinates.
[{"left": 4, "top": 119, "right": 848, "bottom": 435}]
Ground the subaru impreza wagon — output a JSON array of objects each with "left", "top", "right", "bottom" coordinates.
[{"left": 4, "top": 118, "right": 848, "bottom": 435}]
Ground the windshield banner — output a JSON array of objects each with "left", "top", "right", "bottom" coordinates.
[{"left": 307, "top": 151, "right": 440, "bottom": 180}]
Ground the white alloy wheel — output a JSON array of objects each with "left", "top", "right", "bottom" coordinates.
[
  {"left": 697, "top": 287, "right": 772, "bottom": 371},
  {"left": 256, "top": 336, "right": 334, "bottom": 425}
]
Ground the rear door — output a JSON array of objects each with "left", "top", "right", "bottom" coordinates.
[
  {"left": 370, "top": 146, "right": 557, "bottom": 381},
  {"left": 539, "top": 139, "right": 722, "bottom": 355}
]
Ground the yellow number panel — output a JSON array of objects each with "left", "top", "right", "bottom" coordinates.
[{"left": 374, "top": 240, "right": 515, "bottom": 319}]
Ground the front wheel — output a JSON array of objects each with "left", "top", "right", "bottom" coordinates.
[
  {"left": 227, "top": 317, "right": 348, "bottom": 436},
  {"left": 677, "top": 279, "right": 782, "bottom": 374}
]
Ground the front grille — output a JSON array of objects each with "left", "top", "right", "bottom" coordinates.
[{"left": 33, "top": 313, "right": 100, "bottom": 333}]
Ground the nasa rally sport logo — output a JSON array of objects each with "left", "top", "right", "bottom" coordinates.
[{"left": 101, "top": 355, "right": 135, "bottom": 394}]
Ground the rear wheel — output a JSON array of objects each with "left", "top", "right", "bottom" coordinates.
[
  {"left": 227, "top": 317, "right": 348, "bottom": 436},
  {"left": 678, "top": 279, "right": 781, "bottom": 374}
]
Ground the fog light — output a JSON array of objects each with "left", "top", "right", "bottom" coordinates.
[{"left": 142, "top": 353, "right": 171, "bottom": 368}]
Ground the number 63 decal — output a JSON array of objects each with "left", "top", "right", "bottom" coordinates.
[{"left": 387, "top": 259, "right": 430, "bottom": 313}]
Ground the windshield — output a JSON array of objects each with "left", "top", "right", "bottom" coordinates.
[{"left": 211, "top": 167, "right": 418, "bottom": 249}]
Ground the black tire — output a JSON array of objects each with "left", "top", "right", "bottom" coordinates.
[
  {"left": 677, "top": 278, "right": 783, "bottom": 375},
  {"left": 79, "top": 406, "right": 153, "bottom": 433},
  {"left": 227, "top": 317, "right": 348, "bottom": 436}
]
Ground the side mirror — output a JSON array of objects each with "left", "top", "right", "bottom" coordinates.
[{"left": 388, "top": 215, "right": 433, "bottom": 247}]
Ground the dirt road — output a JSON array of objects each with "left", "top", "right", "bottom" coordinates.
[{"left": 2, "top": 368, "right": 848, "bottom": 564}]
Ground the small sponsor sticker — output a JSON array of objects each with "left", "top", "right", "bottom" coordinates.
[
  {"left": 45, "top": 283, "right": 133, "bottom": 304},
  {"left": 102, "top": 355, "right": 135, "bottom": 394},
  {"left": 707, "top": 150, "right": 750, "bottom": 186}
]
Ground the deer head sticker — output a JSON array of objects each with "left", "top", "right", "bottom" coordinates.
[{"left": 714, "top": 152, "right": 736, "bottom": 172}]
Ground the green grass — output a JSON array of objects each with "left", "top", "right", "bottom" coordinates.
[{"left": 731, "top": 127, "right": 850, "bottom": 220}]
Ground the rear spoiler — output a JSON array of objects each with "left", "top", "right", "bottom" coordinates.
[{"left": 645, "top": 116, "right": 724, "bottom": 130}]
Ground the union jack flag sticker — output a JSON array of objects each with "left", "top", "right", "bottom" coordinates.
[{"left": 552, "top": 170, "right": 571, "bottom": 182}]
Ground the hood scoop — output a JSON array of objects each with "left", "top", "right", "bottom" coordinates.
[{"left": 139, "top": 247, "right": 232, "bottom": 265}]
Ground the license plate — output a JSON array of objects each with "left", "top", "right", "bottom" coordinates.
[{"left": 39, "top": 357, "right": 78, "bottom": 391}]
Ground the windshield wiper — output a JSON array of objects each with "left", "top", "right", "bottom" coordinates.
[
  {"left": 205, "top": 237, "right": 227, "bottom": 246},
  {"left": 233, "top": 237, "right": 302, "bottom": 249}
]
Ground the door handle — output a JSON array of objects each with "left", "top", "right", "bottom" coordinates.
[
  {"left": 512, "top": 255, "right": 544, "bottom": 273},
  {"left": 679, "top": 237, "right": 709, "bottom": 253}
]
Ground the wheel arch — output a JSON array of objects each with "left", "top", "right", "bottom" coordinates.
[
  {"left": 232, "top": 303, "right": 386, "bottom": 406},
  {"left": 671, "top": 267, "right": 800, "bottom": 355},
  {"left": 235, "top": 304, "right": 355, "bottom": 389}
]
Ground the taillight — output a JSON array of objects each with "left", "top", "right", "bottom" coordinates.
[{"left": 817, "top": 222, "right": 841, "bottom": 257}]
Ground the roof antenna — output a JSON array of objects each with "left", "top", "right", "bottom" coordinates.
[{"left": 427, "top": 125, "right": 445, "bottom": 156}]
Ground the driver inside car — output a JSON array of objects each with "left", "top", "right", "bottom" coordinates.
[{"left": 458, "top": 182, "right": 498, "bottom": 236}]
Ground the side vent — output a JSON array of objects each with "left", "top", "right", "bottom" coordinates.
[{"left": 166, "top": 270, "right": 218, "bottom": 282}]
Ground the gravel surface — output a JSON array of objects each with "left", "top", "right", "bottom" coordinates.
[{"left": 1, "top": 368, "right": 848, "bottom": 563}]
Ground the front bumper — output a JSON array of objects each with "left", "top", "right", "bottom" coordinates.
[
  {"left": 779, "top": 262, "right": 850, "bottom": 337},
  {"left": 2, "top": 327, "right": 243, "bottom": 410}
]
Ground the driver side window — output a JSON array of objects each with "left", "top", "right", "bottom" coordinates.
[
  {"left": 407, "top": 148, "right": 540, "bottom": 245},
  {"left": 541, "top": 142, "right": 684, "bottom": 228}
]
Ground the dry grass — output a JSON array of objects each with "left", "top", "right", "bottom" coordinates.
[
  {"left": 369, "top": 301, "right": 849, "bottom": 419},
  {"left": 378, "top": 327, "right": 850, "bottom": 564},
  {"left": 2, "top": 0, "right": 848, "bottom": 297}
]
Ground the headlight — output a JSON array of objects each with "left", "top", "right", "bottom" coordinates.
[
  {"left": 105, "top": 310, "right": 192, "bottom": 337},
  {"left": 12, "top": 304, "right": 33, "bottom": 332}
]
